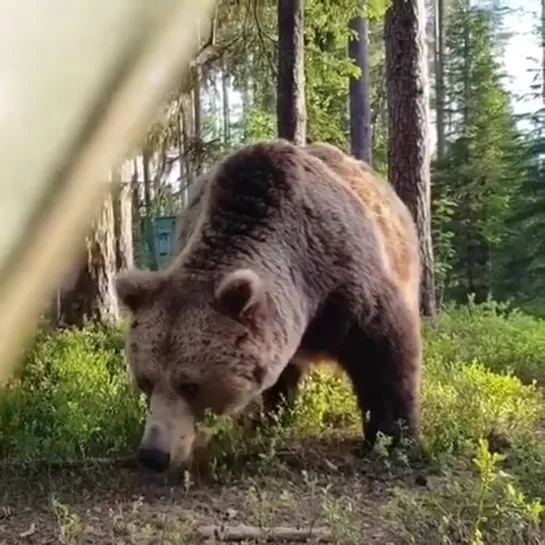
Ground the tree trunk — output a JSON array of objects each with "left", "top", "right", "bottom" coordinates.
[
  {"left": 55, "top": 192, "right": 120, "bottom": 328},
  {"left": 435, "top": 0, "right": 446, "bottom": 159},
  {"left": 208, "top": 65, "right": 220, "bottom": 138},
  {"left": 180, "top": 94, "right": 195, "bottom": 205},
  {"left": 461, "top": 1, "right": 474, "bottom": 299},
  {"left": 176, "top": 103, "right": 187, "bottom": 209},
  {"left": 142, "top": 145, "right": 158, "bottom": 271},
  {"left": 241, "top": 62, "right": 251, "bottom": 142},
  {"left": 385, "top": 0, "right": 437, "bottom": 318},
  {"left": 277, "top": 0, "right": 307, "bottom": 145},
  {"left": 111, "top": 161, "right": 134, "bottom": 272},
  {"left": 222, "top": 54, "right": 231, "bottom": 149},
  {"left": 348, "top": 14, "right": 373, "bottom": 164},
  {"left": 542, "top": 0, "right": 545, "bottom": 104},
  {"left": 193, "top": 66, "right": 203, "bottom": 175},
  {"left": 131, "top": 157, "right": 142, "bottom": 268}
]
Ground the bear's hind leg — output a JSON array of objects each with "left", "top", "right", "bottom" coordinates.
[{"left": 340, "top": 298, "right": 422, "bottom": 454}]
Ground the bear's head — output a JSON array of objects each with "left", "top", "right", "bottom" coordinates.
[{"left": 114, "top": 266, "right": 287, "bottom": 473}]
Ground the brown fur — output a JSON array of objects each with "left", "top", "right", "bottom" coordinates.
[{"left": 115, "top": 140, "right": 422, "bottom": 472}]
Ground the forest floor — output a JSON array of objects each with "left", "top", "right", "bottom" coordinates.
[
  {"left": 4, "top": 304, "right": 545, "bottom": 543},
  {"left": 0, "top": 437, "right": 424, "bottom": 545}
]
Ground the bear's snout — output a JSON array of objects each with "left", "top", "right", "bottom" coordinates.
[{"left": 137, "top": 446, "right": 170, "bottom": 472}]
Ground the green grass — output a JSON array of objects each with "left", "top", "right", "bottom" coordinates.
[{"left": 2, "top": 300, "right": 545, "bottom": 542}]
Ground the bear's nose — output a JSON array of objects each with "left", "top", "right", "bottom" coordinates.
[{"left": 137, "top": 447, "right": 170, "bottom": 472}]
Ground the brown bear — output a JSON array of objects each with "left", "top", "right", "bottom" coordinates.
[{"left": 115, "top": 139, "right": 422, "bottom": 473}]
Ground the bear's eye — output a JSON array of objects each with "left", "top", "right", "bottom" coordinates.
[{"left": 177, "top": 382, "right": 199, "bottom": 400}]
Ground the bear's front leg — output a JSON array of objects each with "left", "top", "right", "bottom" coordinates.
[
  {"left": 340, "top": 297, "right": 422, "bottom": 455},
  {"left": 240, "top": 359, "right": 307, "bottom": 435},
  {"left": 258, "top": 359, "right": 308, "bottom": 427}
]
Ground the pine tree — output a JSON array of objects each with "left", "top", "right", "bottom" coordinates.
[
  {"left": 433, "top": 1, "right": 525, "bottom": 303},
  {"left": 348, "top": 7, "right": 373, "bottom": 163},
  {"left": 277, "top": 0, "right": 307, "bottom": 144},
  {"left": 385, "top": 0, "right": 437, "bottom": 317}
]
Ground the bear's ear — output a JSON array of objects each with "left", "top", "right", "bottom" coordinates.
[
  {"left": 215, "top": 269, "right": 267, "bottom": 321},
  {"left": 114, "top": 270, "right": 164, "bottom": 313}
]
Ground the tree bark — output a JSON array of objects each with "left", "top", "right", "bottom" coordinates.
[
  {"left": 385, "top": 0, "right": 437, "bottom": 318},
  {"left": 241, "top": 61, "right": 251, "bottom": 144},
  {"left": 348, "top": 14, "right": 373, "bottom": 164},
  {"left": 111, "top": 161, "right": 134, "bottom": 272},
  {"left": 222, "top": 54, "right": 231, "bottom": 148},
  {"left": 54, "top": 192, "right": 120, "bottom": 328},
  {"left": 142, "top": 145, "right": 158, "bottom": 270},
  {"left": 277, "top": 0, "right": 307, "bottom": 145},
  {"left": 192, "top": 65, "right": 203, "bottom": 175},
  {"left": 542, "top": 0, "right": 545, "bottom": 104},
  {"left": 435, "top": 0, "right": 446, "bottom": 159},
  {"left": 179, "top": 94, "right": 195, "bottom": 205},
  {"left": 176, "top": 104, "right": 187, "bottom": 208},
  {"left": 130, "top": 157, "right": 142, "bottom": 268}
]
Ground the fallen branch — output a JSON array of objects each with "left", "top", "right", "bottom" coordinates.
[{"left": 196, "top": 524, "right": 332, "bottom": 543}]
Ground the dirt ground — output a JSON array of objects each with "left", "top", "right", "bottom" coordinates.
[{"left": 0, "top": 439, "right": 427, "bottom": 544}]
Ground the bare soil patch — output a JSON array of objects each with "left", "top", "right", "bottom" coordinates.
[{"left": 0, "top": 438, "right": 428, "bottom": 544}]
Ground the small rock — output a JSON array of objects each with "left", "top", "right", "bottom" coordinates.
[
  {"left": 486, "top": 432, "right": 511, "bottom": 454},
  {"left": 86, "top": 525, "right": 107, "bottom": 537},
  {"left": 226, "top": 508, "right": 238, "bottom": 520},
  {"left": 0, "top": 507, "right": 11, "bottom": 520},
  {"left": 19, "top": 523, "right": 36, "bottom": 538},
  {"left": 415, "top": 474, "right": 428, "bottom": 487}
]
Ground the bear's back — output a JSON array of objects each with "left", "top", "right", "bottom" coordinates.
[
  {"left": 174, "top": 168, "right": 214, "bottom": 254},
  {"left": 303, "top": 142, "right": 420, "bottom": 312},
  {"left": 173, "top": 141, "right": 420, "bottom": 313}
]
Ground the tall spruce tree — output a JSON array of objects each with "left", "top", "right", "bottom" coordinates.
[{"left": 432, "top": 1, "right": 525, "bottom": 304}]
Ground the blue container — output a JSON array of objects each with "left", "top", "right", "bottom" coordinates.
[{"left": 153, "top": 215, "right": 177, "bottom": 267}]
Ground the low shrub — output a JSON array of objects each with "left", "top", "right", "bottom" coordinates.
[
  {"left": 425, "top": 298, "right": 545, "bottom": 384},
  {"left": 0, "top": 323, "right": 144, "bottom": 464},
  {"left": 385, "top": 439, "right": 545, "bottom": 544},
  {"left": 1, "top": 301, "right": 544, "bottom": 477}
]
